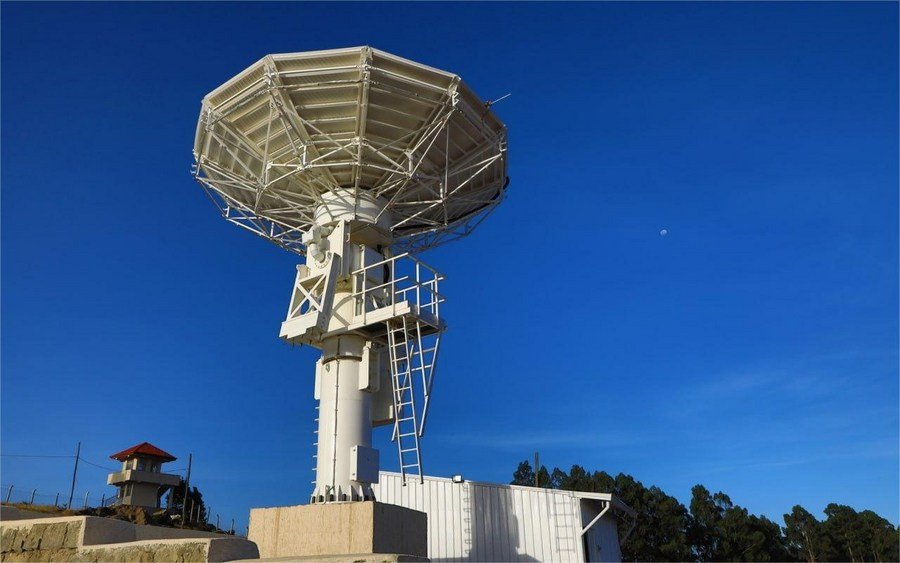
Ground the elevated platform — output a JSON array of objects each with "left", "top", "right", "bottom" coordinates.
[{"left": 281, "top": 301, "right": 443, "bottom": 347}]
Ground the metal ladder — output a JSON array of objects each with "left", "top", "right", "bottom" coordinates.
[
  {"left": 552, "top": 491, "right": 578, "bottom": 559},
  {"left": 386, "top": 317, "right": 423, "bottom": 483}
]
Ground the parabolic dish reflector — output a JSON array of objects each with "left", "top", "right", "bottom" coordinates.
[{"left": 193, "top": 46, "right": 508, "bottom": 254}]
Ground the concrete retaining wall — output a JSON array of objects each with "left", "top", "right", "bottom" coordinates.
[{"left": 0, "top": 516, "right": 258, "bottom": 562}]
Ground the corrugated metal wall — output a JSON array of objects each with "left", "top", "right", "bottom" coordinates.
[
  {"left": 581, "top": 500, "right": 622, "bottom": 562},
  {"left": 374, "top": 472, "right": 622, "bottom": 562}
]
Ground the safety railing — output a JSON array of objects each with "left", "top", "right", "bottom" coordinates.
[
  {"left": 2, "top": 484, "right": 118, "bottom": 510},
  {"left": 352, "top": 251, "right": 445, "bottom": 325}
]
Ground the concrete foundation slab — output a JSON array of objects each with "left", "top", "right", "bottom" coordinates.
[
  {"left": 234, "top": 555, "right": 428, "bottom": 563},
  {"left": 248, "top": 502, "right": 427, "bottom": 560}
]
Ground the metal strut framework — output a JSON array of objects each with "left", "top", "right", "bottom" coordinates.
[{"left": 193, "top": 47, "right": 508, "bottom": 255}]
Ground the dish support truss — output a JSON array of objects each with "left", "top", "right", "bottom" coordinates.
[
  {"left": 192, "top": 47, "right": 508, "bottom": 256},
  {"left": 280, "top": 216, "right": 445, "bottom": 502}
]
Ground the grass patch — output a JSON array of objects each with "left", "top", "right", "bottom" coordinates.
[{"left": 3, "top": 502, "right": 80, "bottom": 516}]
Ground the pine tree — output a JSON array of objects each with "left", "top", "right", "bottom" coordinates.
[
  {"left": 165, "top": 480, "right": 207, "bottom": 524},
  {"left": 509, "top": 459, "right": 896, "bottom": 563},
  {"left": 784, "top": 505, "right": 825, "bottom": 562}
]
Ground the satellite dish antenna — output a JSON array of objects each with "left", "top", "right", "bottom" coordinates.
[{"left": 193, "top": 46, "right": 508, "bottom": 503}]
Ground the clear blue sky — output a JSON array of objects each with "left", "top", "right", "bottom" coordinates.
[{"left": 2, "top": 2, "right": 897, "bottom": 531}]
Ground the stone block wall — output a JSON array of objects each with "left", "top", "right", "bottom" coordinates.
[
  {"left": 1, "top": 519, "right": 82, "bottom": 559},
  {"left": 0, "top": 516, "right": 258, "bottom": 562}
]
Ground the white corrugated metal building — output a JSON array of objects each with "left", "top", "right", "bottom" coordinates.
[{"left": 374, "top": 472, "right": 635, "bottom": 562}]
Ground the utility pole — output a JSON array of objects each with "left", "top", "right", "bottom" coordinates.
[
  {"left": 180, "top": 453, "right": 192, "bottom": 527},
  {"left": 534, "top": 451, "right": 540, "bottom": 488},
  {"left": 67, "top": 442, "right": 81, "bottom": 509}
]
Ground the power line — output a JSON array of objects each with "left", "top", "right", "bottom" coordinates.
[
  {"left": 3, "top": 452, "right": 186, "bottom": 474},
  {"left": 76, "top": 457, "right": 117, "bottom": 471},
  {"left": 1, "top": 454, "right": 73, "bottom": 458}
]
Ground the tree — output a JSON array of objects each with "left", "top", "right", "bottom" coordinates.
[
  {"left": 555, "top": 465, "right": 593, "bottom": 491},
  {"left": 821, "top": 505, "right": 899, "bottom": 563},
  {"left": 688, "top": 485, "right": 727, "bottom": 561},
  {"left": 548, "top": 466, "right": 692, "bottom": 561},
  {"left": 165, "top": 480, "right": 207, "bottom": 524},
  {"left": 784, "top": 505, "right": 825, "bottom": 562},
  {"left": 511, "top": 460, "right": 534, "bottom": 486},
  {"left": 510, "top": 460, "right": 551, "bottom": 488},
  {"left": 509, "top": 459, "right": 896, "bottom": 563},
  {"left": 688, "top": 485, "right": 790, "bottom": 562},
  {"left": 622, "top": 481, "right": 692, "bottom": 562},
  {"left": 746, "top": 513, "right": 791, "bottom": 562},
  {"left": 822, "top": 504, "right": 866, "bottom": 562},
  {"left": 717, "top": 506, "right": 789, "bottom": 561},
  {"left": 856, "top": 510, "right": 899, "bottom": 563},
  {"left": 549, "top": 467, "right": 568, "bottom": 489}
]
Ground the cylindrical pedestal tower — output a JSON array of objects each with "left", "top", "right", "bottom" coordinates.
[
  {"left": 313, "top": 334, "right": 373, "bottom": 502},
  {"left": 307, "top": 190, "right": 391, "bottom": 503}
]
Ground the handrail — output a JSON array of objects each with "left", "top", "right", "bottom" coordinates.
[
  {"left": 403, "top": 253, "right": 446, "bottom": 278},
  {"left": 352, "top": 252, "right": 444, "bottom": 322},
  {"left": 358, "top": 275, "right": 411, "bottom": 294},
  {"left": 351, "top": 252, "right": 410, "bottom": 275},
  {"left": 352, "top": 251, "right": 446, "bottom": 279},
  {"left": 395, "top": 286, "right": 447, "bottom": 302}
]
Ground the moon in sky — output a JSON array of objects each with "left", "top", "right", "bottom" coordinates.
[{"left": 660, "top": 229, "right": 668, "bottom": 236}]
